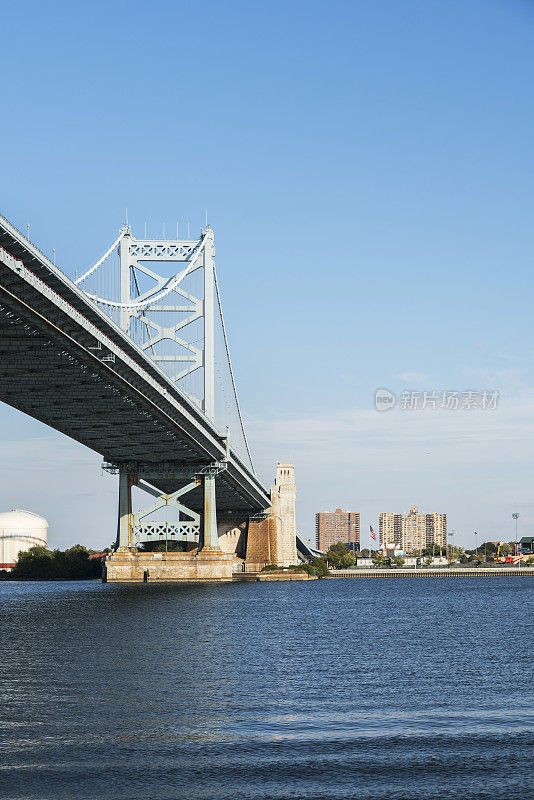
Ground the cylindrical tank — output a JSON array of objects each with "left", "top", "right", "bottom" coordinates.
[{"left": 0, "top": 510, "right": 48, "bottom": 568}]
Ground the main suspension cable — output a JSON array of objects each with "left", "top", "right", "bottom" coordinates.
[{"left": 213, "top": 264, "right": 255, "bottom": 474}]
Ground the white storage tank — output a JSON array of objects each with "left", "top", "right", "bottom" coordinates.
[{"left": 0, "top": 510, "right": 48, "bottom": 569}]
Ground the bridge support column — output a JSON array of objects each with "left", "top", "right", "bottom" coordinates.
[
  {"left": 202, "top": 473, "right": 220, "bottom": 550},
  {"left": 117, "top": 469, "right": 136, "bottom": 549}
]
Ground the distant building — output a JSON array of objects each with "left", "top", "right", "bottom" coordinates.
[
  {"left": 316, "top": 509, "right": 360, "bottom": 552},
  {"left": 379, "top": 506, "right": 446, "bottom": 553}
]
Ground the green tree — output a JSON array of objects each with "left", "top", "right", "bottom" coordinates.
[
  {"left": 298, "top": 563, "right": 317, "bottom": 576},
  {"left": 310, "top": 557, "right": 330, "bottom": 577},
  {"left": 340, "top": 552, "right": 356, "bottom": 568},
  {"left": 63, "top": 545, "right": 92, "bottom": 579},
  {"left": 392, "top": 555, "right": 405, "bottom": 567},
  {"left": 325, "top": 541, "right": 349, "bottom": 566},
  {"left": 12, "top": 546, "right": 58, "bottom": 579},
  {"left": 372, "top": 552, "right": 386, "bottom": 567},
  {"left": 10, "top": 544, "right": 101, "bottom": 580},
  {"left": 361, "top": 548, "right": 370, "bottom": 557}
]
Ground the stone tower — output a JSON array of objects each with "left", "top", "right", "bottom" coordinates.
[
  {"left": 245, "top": 462, "right": 298, "bottom": 569},
  {"left": 270, "top": 463, "right": 298, "bottom": 566}
]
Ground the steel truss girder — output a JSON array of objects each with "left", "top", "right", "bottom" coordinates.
[
  {"left": 118, "top": 459, "right": 228, "bottom": 548},
  {"left": 129, "top": 240, "right": 200, "bottom": 261},
  {"left": 135, "top": 521, "right": 199, "bottom": 540},
  {"left": 132, "top": 478, "right": 201, "bottom": 545}
]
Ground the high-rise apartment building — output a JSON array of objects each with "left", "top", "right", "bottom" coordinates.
[
  {"left": 378, "top": 506, "right": 446, "bottom": 553},
  {"left": 316, "top": 509, "right": 360, "bottom": 552}
]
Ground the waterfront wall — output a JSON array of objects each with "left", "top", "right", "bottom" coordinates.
[{"left": 328, "top": 567, "right": 534, "bottom": 578}]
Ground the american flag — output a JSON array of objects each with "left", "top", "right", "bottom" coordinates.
[{"left": 370, "top": 525, "right": 377, "bottom": 541}]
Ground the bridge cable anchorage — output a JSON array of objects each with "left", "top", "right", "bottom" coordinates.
[{"left": 213, "top": 265, "right": 255, "bottom": 475}]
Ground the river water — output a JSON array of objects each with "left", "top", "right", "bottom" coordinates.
[{"left": 0, "top": 578, "right": 532, "bottom": 800}]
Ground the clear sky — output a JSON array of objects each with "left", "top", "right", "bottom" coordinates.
[{"left": 1, "top": 0, "right": 534, "bottom": 550}]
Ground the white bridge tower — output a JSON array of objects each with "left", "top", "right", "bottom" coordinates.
[{"left": 75, "top": 224, "right": 252, "bottom": 552}]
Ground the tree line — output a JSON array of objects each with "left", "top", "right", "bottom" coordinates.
[{"left": 0, "top": 545, "right": 107, "bottom": 580}]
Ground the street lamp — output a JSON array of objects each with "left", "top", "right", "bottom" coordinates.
[
  {"left": 512, "top": 513, "right": 520, "bottom": 569},
  {"left": 447, "top": 529, "right": 456, "bottom": 566},
  {"left": 474, "top": 531, "right": 478, "bottom": 561}
]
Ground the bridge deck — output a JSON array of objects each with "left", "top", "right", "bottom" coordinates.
[{"left": 0, "top": 214, "right": 270, "bottom": 515}]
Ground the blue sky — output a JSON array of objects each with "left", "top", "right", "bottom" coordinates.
[{"left": 1, "top": 0, "right": 534, "bottom": 549}]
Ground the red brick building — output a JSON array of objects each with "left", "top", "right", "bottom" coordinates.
[{"left": 315, "top": 509, "right": 360, "bottom": 552}]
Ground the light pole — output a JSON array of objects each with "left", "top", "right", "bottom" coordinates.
[
  {"left": 512, "top": 513, "right": 520, "bottom": 569},
  {"left": 474, "top": 531, "right": 478, "bottom": 562},
  {"left": 448, "top": 529, "right": 456, "bottom": 565}
]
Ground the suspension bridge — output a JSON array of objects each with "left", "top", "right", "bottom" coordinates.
[{"left": 0, "top": 212, "right": 275, "bottom": 578}]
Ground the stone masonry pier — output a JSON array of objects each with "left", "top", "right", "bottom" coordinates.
[{"left": 103, "top": 549, "right": 243, "bottom": 582}]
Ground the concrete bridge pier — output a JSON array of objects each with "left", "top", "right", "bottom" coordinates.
[
  {"left": 201, "top": 472, "right": 220, "bottom": 551},
  {"left": 116, "top": 468, "right": 137, "bottom": 550}
]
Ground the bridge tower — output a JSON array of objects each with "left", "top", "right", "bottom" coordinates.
[{"left": 75, "top": 223, "right": 253, "bottom": 556}]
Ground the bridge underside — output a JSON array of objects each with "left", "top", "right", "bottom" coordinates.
[{"left": 0, "top": 294, "right": 255, "bottom": 513}]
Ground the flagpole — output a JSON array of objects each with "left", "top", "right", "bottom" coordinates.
[{"left": 369, "top": 524, "right": 376, "bottom": 564}]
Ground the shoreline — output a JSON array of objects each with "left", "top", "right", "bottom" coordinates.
[{"left": 328, "top": 566, "right": 534, "bottom": 578}]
